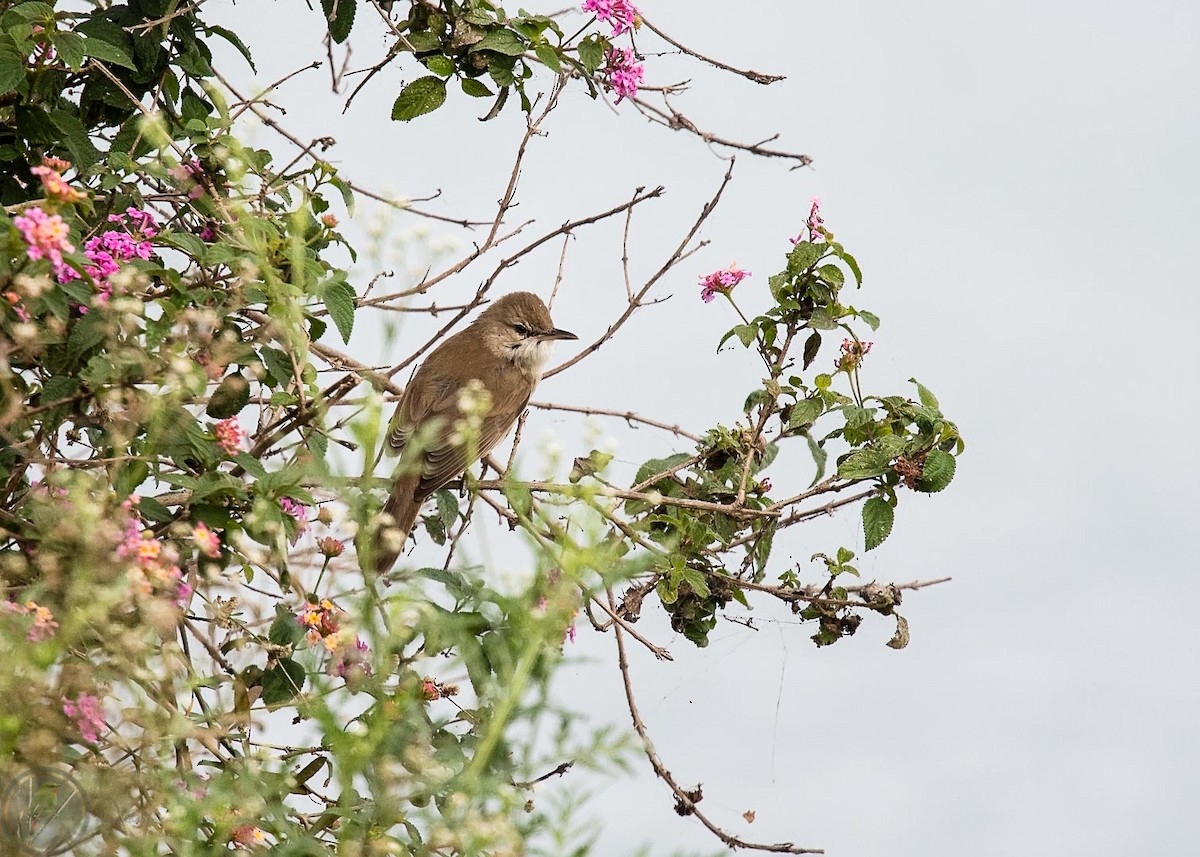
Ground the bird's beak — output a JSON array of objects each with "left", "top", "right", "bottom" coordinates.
[{"left": 540, "top": 327, "right": 578, "bottom": 341}]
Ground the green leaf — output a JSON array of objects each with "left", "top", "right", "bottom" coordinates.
[
  {"left": 633, "top": 452, "right": 692, "bottom": 487},
  {"left": 206, "top": 372, "right": 251, "bottom": 419},
  {"left": 460, "top": 77, "right": 493, "bottom": 97},
  {"left": 858, "top": 310, "right": 881, "bottom": 331},
  {"left": 534, "top": 42, "right": 562, "bottom": 72},
  {"left": 578, "top": 36, "right": 604, "bottom": 74},
  {"left": 472, "top": 28, "right": 526, "bottom": 56},
  {"left": 802, "top": 330, "right": 821, "bottom": 369},
  {"left": 916, "top": 449, "right": 956, "bottom": 493},
  {"left": 324, "top": 281, "right": 356, "bottom": 344},
  {"left": 435, "top": 489, "right": 459, "bottom": 530},
  {"left": 837, "top": 448, "right": 892, "bottom": 480},
  {"left": 158, "top": 230, "right": 206, "bottom": 259},
  {"left": 788, "top": 397, "right": 823, "bottom": 429},
  {"left": 8, "top": 2, "right": 54, "bottom": 20},
  {"left": 81, "top": 35, "right": 137, "bottom": 70},
  {"left": 787, "top": 241, "right": 824, "bottom": 275},
  {"left": 66, "top": 312, "right": 106, "bottom": 362},
  {"left": 818, "top": 263, "right": 845, "bottom": 289},
  {"left": 909, "top": 378, "right": 940, "bottom": 411},
  {"left": 680, "top": 567, "right": 710, "bottom": 599},
  {"left": 53, "top": 31, "right": 85, "bottom": 70},
  {"left": 320, "top": 0, "right": 357, "bottom": 43},
  {"left": 259, "top": 346, "right": 294, "bottom": 388},
  {"left": 48, "top": 109, "right": 99, "bottom": 168},
  {"left": 424, "top": 55, "right": 454, "bottom": 77},
  {"left": 391, "top": 76, "right": 448, "bottom": 121},
  {"left": 862, "top": 497, "right": 894, "bottom": 551},
  {"left": 0, "top": 53, "right": 25, "bottom": 96},
  {"left": 206, "top": 24, "right": 255, "bottom": 71},
  {"left": 840, "top": 250, "right": 863, "bottom": 285},
  {"left": 268, "top": 607, "right": 304, "bottom": 646},
  {"left": 261, "top": 658, "right": 306, "bottom": 706}
]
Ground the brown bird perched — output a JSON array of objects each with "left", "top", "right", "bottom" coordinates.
[{"left": 372, "top": 292, "right": 577, "bottom": 572}]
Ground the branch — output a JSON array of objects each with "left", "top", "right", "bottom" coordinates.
[{"left": 608, "top": 591, "right": 823, "bottom": 854}]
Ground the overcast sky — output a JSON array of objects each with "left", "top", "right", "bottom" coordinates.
[{"left": 213, "top": 1, "right": 1200, "bottom": 854}]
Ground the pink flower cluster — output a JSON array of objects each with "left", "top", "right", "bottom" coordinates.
[
  {"left": 296, "top": 599, "right": 371, "bottom": 680},
  {"left": 317, "top": 535, "right": 344, "bottom": 558},
  {"left": 63, "top": 693, "right": 106, "bottom": 743},
  {"left": 582, "top": 0, "right": 640, "bottom": 36},
  {"left": 836, "top": 337, "right": 873, "bottom": 371},
  {"left": 699, "top": 263, "right": 751, "bottom": 303},
  {"left": 117, "top": 498, "right": 192, "bottom": 606},
  {"left": 602, "top": 47, "right": 644, "bottom": 102},
  {"left": 13, "top": 207, "right": 75, "bottom": 278},
  {"left": 58, "top": 207, "right": 158, "bottom": 306},
  {"left": 214, "top": 418, "right": 246, "bottom": 456},
  {"left": 3, "top": 599, "right": 59, "bottom": 642},
  {"left": 31, "top": 157, "right": 85, "bottom": 203}
]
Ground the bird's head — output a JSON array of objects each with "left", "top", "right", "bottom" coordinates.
[{"left": 475, "top": 291, "right": 577, "bottom": 376}]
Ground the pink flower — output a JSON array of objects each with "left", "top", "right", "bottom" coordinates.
[
  {"left": 836, "top": 337, "right": 873, "bottom": 371},
  {"left": 62, "top": 693, "right": 106, "bottom": 743},
  {"left": 330, "top": 636, "right": 372, "bottom": 680},
  {"left": 192, "top": 522, "right": 221, "bottom": 558},
  {"left": 231, "top": 826, "right": 268, "bottom": 847},
  {"left": 317, "top": 536, "right": 344, "bottom": 558},
  {"left": 602, "top": 47, "right": 644, "bottom": 103},
  {"left": 4, "top": 599, "right": 59, "bottom": 642},
  {"left": 789, "top": 197, "right": 827, "bottom": 245},
  {"left": 699, "top": 263, "right": 751, "bottom": 303},
  {"left": 757, "top": 478, "right": 773, "bottom": 494},
  {"left": 30, "top": 159, "right": 85, "bottom": 203},
  {"left": 280, "top": 497, "right": 309, "bottom": 542},
  {"left": 296, "top": 599, "right": 341, "bottom": 647},
  {"left": 420, "top": 678, "right": 440, "bottom": 701},
  {"left": 582, "top": 0, "right": 640, "bottom": 36},
  {"left": 214, "top": 418, "right": 246, "bottom": 456},
  {"left": 13, "top": 207, "right": 75, "bottom": 277}
]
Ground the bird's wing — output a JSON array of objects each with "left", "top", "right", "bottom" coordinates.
[{"left": 388, "top": 361, "right": 532, "bottom": 498}]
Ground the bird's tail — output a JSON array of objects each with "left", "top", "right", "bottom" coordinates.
[{"left": 372, "top": 471, "right": 423, "bottom": 574}]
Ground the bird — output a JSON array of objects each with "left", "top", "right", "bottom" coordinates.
[{"left": 372, "top": 291, "right": 577, "bottom": 572}]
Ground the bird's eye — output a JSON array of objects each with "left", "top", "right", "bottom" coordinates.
[{"left": 513, "top": 323, "right": 531, "bottom": 337}]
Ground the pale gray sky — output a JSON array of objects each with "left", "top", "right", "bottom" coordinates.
[{"left": 215, "top": 1, "right": 1200, "bottom": 854}]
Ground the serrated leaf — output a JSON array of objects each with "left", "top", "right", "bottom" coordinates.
[
  {"left": 787, "top": 241, "right": 824, "bottom": 275},
  {"left": 472, "top": 28, "right": 526, "bottom": 56},
  {"left": 320, "top": 0, "right": 357, "bottom": 43},
  {"left": 578, "top": 36, "right": 604, "bottom": 74},
  {"left": 435, "top": 489, "right": 458, "bottom": 530},
  {"left": 424, "top": 55, "right": 454, "bottom": 76},
  {"left": 633, "top": 452, "right": 692, "bottom": 487},
  {"left": 158, "top": 230, "right": 206, "bottom": 259},
  {"left": 916, "top": 449, "right": 955, "bottom": 493},
  {"left": 0, "top": 55, "right": 25, "bottom": 96},
  {"left": 837, "top": 448, "right": 891, "bottom": 480},
  {"left": 81, "top": 35, "right": 136, "bottom": 70},
  {"left": 49, "top": 109, "right": 98, "bottom": 168},
  {"left": 818, "top": 263, "right": 845, "bottom": 289},
  {"left": 259, "top": 346, "right": 294, "bottom": 388},
  {"left": 461, "top": 77, "right": 493, "bottom": 97},
  {"left": 9, "top": 2, "right": 54, "bottom": 20},
  {"left": 862, "top": 496, "right": 894, "bottom": 551},
  {"left": 268, "top": 608, "right": 304, "bottom": 646},
  {"left": 53, "top": 31, "right": 85, "bottom": 70},
  {"left": 680, "top": 567, "right": 710, "bottom": 598},
  {"left": 858, "top": 310, "right": 881, "bottom": 331},
  {"left": 840, "top": 250, "right": 863, "bottom": 285},
  {"left": 909, "top": 378, "right": 940, "bottom": 410},
  {"left": 261, "top": 658, "right": 306, "bottom": 705},
  {"left": 788, "top": 397, "right": 823, "bottom": 429},
  {"left": 391, "top": 75, "right": 447, "bottom": 121},
  {"left": 324, "top": 281, "right": 356, "bottom": 343},
  {"left": 534, "top": 42, "right": 561, "bottom": 72}
]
